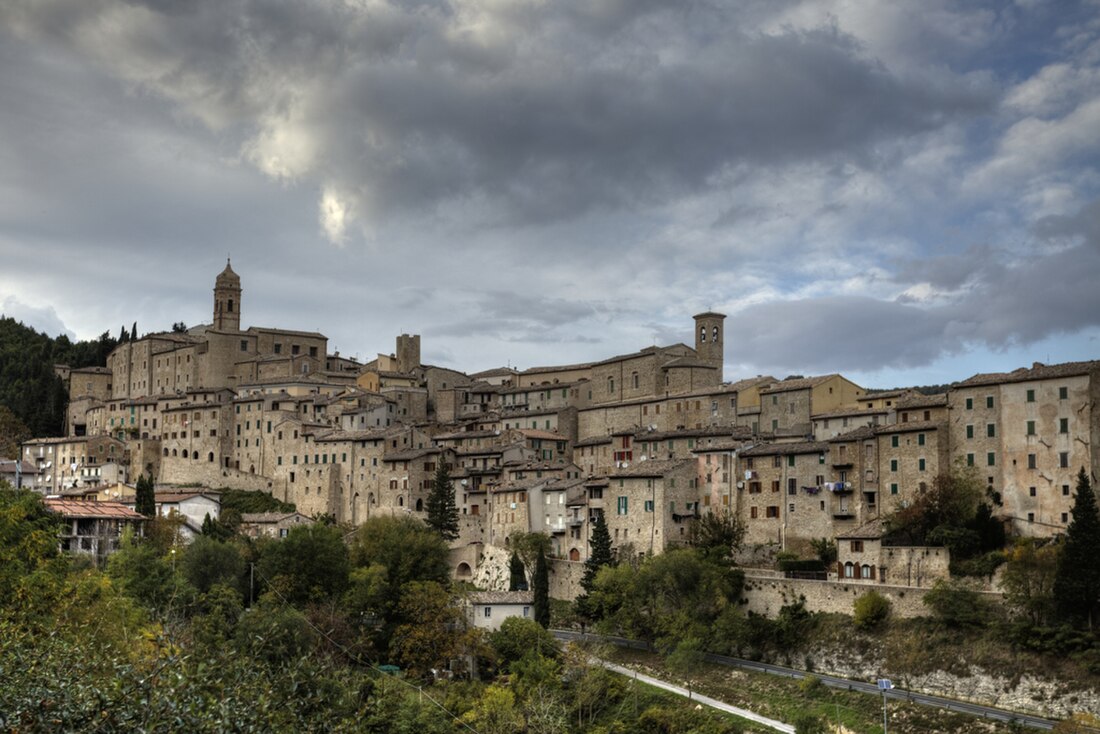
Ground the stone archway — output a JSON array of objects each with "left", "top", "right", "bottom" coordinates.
[
  {"left": 456, "top": 562, "right": 472, "bottom": 579},
  {"left": 569, "top": 548, "right": 581, "bottom": 562}
]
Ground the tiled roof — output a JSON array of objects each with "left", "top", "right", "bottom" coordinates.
[
  {"left": 874, "top": 420, "right": 944, "bottom": 435},
  {"left": 468, "top": 591, "right": 533, "bottom": 605},
  {"left": 954, "top": 360, "right": 1100, "bottom": 388},
  {"left": 608, "top": 458, "right": 694, "bottom": 477},
  {"left": 740, "top": 441, "right": 828, "bottom": 457},
  {"left": 634, "top": 426, "right": 750, "bottom": 442},
  {"left": 0, "top": 460, "right": 39, "bottom": 474},
  {"left": 383, "top": 447, "right": 441, "bottom": 462},
  {"left": 516, "top": 429, "right": 567, "bottom": 442},
  {"left": 521, "top": 361, "right": 595, "bottom": 374},
  {"left": 837, "top": 517, "right": 884, "bottom": 540},
  {"left": 661, "top": 356, "right": 717, "bottom": 370},
  {"left": 896, "top": 392, "right": 948, "bottom": 409},
  {"left": 759, "top": 375, "right": 839, "bottom": 394},
  {"left": 45, "top": 499, "right": 145, "bottom": 520},
  {"left": 470, "top": 367, "right": 519, "bottom": 379},
  {"left": 811, "top": 407, "right": 887, "bottom": 420},
  {"left": 574, "top": 436, "right": 613, "bottom": 447},
  {"left": 828, "top": 425, "right": 877, "bottom": 443}
]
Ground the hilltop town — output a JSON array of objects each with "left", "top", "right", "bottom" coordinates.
[{"left": 10, "top": 261, "right": 1097, "bottom": 598}]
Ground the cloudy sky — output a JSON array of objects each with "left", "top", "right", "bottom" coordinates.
[{"left": 2, "top": 0, "right": 1099, "bottom": 388}]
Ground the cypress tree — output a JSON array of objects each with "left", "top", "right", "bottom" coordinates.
[
  {"left": 135, "top": 473, "right": 156, "bottom": 518},
  {"left": 424, "top": 461, "right": 459, "bottom": 542},
  {"left": 508, "top": 551, "right": 527, "bottom": 591},
  {"left": 533, "top": 547, "right": 550, "bottom": 628},
  {"left": 581, "top": 511, "right": 613, "bottom": 594},
  {"left": 1053, "top": 469, "right": 1100, "bottom": 629}
]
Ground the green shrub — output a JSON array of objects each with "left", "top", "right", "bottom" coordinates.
[{"left": 853, "top": 590, "right": 891, "bottom": 629}]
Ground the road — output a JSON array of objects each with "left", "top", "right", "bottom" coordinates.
[
  {"left": 597, "top": 658, "right": 794, "bottom": 733},
  {"left": 552, "top": 629, "right": 1060, "bottom": 731}
]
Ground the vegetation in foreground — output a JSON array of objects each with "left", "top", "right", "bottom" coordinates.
[{"left": 0, "top": 483, "right": 745, "bottom": 732}]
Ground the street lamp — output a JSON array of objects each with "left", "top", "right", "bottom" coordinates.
[{"left": 877, "top": 678, "right": 893, "bottom": 733}]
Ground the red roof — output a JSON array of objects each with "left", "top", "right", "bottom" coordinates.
[{"left": 45, "top": 499, "right": 145, "bottom": 520}]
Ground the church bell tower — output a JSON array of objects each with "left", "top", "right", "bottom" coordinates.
[{"left": 213, "top": 259, "right": 242, "bottom": 332}]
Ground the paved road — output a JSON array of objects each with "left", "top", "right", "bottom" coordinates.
[
  {"left": 552, "top": 629, "right": 1060, "bottom": 731},
  {"left": 597, "top": 658, "right": 794, "bottom": 733}
]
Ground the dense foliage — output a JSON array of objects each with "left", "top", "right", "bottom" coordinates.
[
  {"left": 425, "top": 461, "right": 459, "bottom": 541},
  {"left": 0, "top": 317, "right": 119, "bottom": 439},
  {"left": 0, "top": 483, "right": 742, "bottom": 732},
  {"left": 1054, "top": 469, "right": 1100, "bottom": 630}
]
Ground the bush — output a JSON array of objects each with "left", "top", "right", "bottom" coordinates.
[
  {"left": 490, "top": 617, "right": 558, "bottom": 668},
  {"left": 923, "top": 580, "right": 991, "bottom": 626},
  {"left": 794, "top": 713, "right": 827, "bottom": 734},
  {"left": 777, "top": 559, "right": 826, "bottom": 574},
  {"left": 853, "top": 590, "right": 891, "bottom": 629}
]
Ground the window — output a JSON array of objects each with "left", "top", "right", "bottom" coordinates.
[
  {"left": 1027, "top": 454, "right": 1036, "bottom": 469},
  {"left": 918, "top": 458, "right": 926, "bottom": 472},
  {"left": 1026, "top": 389, "right": 1035, "bottom": 402},
  {"left": 1060, "top": 452, "right": 1069, "bottom": 468},
  {"left": 240, "top": 340, "right": 248, "bottom": 352},
  {"left": 966, "top": 425, "right": 974, "bottom": 439},
  {"left": 1026, "top": 420, "right": 1035, "bottom": 436},
  {"left": 965, "top": 397, "right": 973, "bottom": 410},
  {"left": 891, "top": 435, "right": 899, "bottom": 448},
  {"left": 987, "top": 396, "right": 994, "bottom": 408},
  {"left": 1028, "top": 512, "right": 1034, "bottom": 523},
  {"left": 987, "top": 452, "right": 996, "bottom": 466},
  {"left": 1063, "top": 513, "right": 1069, "bottom": 524},
  {"left": 644, "top": 500, "right": 654, "bottom": 512},
  {"left": 788, "top": 503, "right": 795, "bottom": 513},
  {"left": 1059, "top": 386, "right": 1068, "bottom": 400},
  {"left": 987, "top": 424, "right": 996, "bottom": 438},
  {"left": 766, "top": 506, "right": 779, "bottom": 518},
  {"left": 787, "top": 478, "right": 797, "bottom": 495},
  {"left": 617, "top": 496, "right": 628, "bottom": 515},
  {"left": 1029, "top": 486, "right": 1037, "bottom": 497},
  {"left": 1060, "top": 418, "right": 1069, "bottom": 434},
  {"left": 608, "top": 377, "right": 614, "bottom": 394},
  {"left": 632, "top": 372, "right": 639, "bottom": 389},
  {"left": 484, "top": 607, "right": 492, "bottom": 618},
  {"left": 890, "top": 483, "right": 898, "bottom": 495},
  {"left": 1064, "top": 484, "right": 1071, "bottom": 496},
  {"left": 274, "top": 343, "right": 282, "bottom": 354},
  {"left": 787, "top": 455, "right": 795, "bottom": 468},
  {"left": 967, "top": 453, "right": 974, "bottom": 466},
  {"left": 850, "top": 540, "right": 863, "bottom": 552},
  {"left": 890, "top": 459, "right": 898, "bottom": 472},
  {"left": 773, "top": 456, "right": 782, "bottom": 468},
  {"left": 750, "top": 506, "right": 758, "bottom": 519}
]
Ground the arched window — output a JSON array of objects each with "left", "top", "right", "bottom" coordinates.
[
  {"left": 249, "top": 464, "right": 255, "bottom": 474},
  {"left": 193, "top": 451, "right": 200, "bottom": 460},
  {"left": 163, "top": 448, "right": 169, "bottom": 457},
  {"left": 844, "top": 562, "right": 855, "bottom": 578},
  {"left": 398, "top": 496, "right": 404, "bottom": 507},
  {"left": 171, "top": 449, "right": 177, "bottom": 457},
  {"left": 713, "top": 326, "right": 719, "bottom": 343},
  {"left": 227, "top": 299, "right": 234, "bottom": 313},
  {"left": 607, "top": 377, "right": 614, "bottom": 393},
  {"left": 569, "top": 548, "right": 581, "bottom": 562},
  {"left": 861, "top": 564, "right": 872, "bottom": 579},
  {"left": 415, "top": 498, "right": 424, "bottom": 512},
  {"left": 208, "top": 452, "right": 214, "bottom": 462},
  {"left": 368, "top": 492, "right": 375, "bottom": 506},
  {"left": 700, "top": 326, "right": 707, "bottom": 342}
]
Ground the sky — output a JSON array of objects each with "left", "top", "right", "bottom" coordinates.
[{"left": 1, "top": 0, "right": 1099, "bottom": 389}]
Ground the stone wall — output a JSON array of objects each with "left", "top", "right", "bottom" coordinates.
[
  {"left": 740, "top": 574, "right": 997, "bottom": 619},
  {"left": 548, "top": 558, "right": 585, "bottom": 600}
]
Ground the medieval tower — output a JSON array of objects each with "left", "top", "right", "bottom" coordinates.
[{"left": 213, "top": 259, "right": 242, "bottom": 332}]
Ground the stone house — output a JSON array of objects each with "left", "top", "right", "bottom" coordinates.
[
  {"left": 737, "top": 440, "right": 832, "bottom": 553},
  {"left": 21, "top": 435, "right": 127, "bottom": 495},
  {"left": 759, "top": 374, "right": 865, "bottom": 438},
  {"left": 467, "top": 591, "right": 534, "bottom": 631},
  {"left": 603, "top": 459, "right": 698, "bottom": 555},
  {"left": 836, "top": 519, "right": 951, "bottom": 587},
  {"left": 46, "top": 498, "right": 145, "bottom": 564},
  {"left": 876, "top": 421, "right": 950, "bottom": 517},
  {"left": 239, "top": 511, "right": 313, "bottom": 538}
]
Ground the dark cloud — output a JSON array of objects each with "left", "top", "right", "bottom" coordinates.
[{"left": 3, "top": 0, "right": 995, "bottom": 236}]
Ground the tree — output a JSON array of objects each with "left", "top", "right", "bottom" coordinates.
[
  {"left": 576, "top": 513, "right": 613, "bottom": 620},
  {"left": 490, "top": 616, "right": 558, "bottom": 668},
  {"left": 923, "top": 579, "right": 991, "bottom": 627},
  {"left": 390, "top": 580, "right": 469, "bottom": 678},
  {"left": 1002, "top": 538, "right": 1059, "bottom": 627},
  {"left": 509, "top": 531, "right": 552, "bottom": 581},
  {"left": 508, "top": 552, "right": 527, "bottom": 591},
  {"left": 689, "top": 508, "right": 745, "bottom": 563},
  {"left": 886, "top": 464, "right": 984, "bottom": 545},
  {"left": 258, "top": 523, "right": 349, "bottom": 604},
  {"left": 180, "top": 536, "right": 246, "bottom": 595},
  {"left": 171, "top": 322, "right": 188, "bottom": 333},
  {"left": 0, "top": 485, "right": 61, "bottom": 605},
  {"left": 135, "top": 473, "right": 156, "bottom": 518},
  {"left": 533, "top": 547, "right": 550, "bottom": 628},
  {"left": 1053, "top": 469, "right": 1100, "bottom": 629},
  {"left": 853, "top": 590, "right": 891, "bottom": 629},
  {"left": 424, "top": 461, "right": 459, "bottom": 541},
  {"left": 0, "top": 405, "right": 31, "bottom": 461}
]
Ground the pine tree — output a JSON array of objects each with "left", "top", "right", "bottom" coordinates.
[
  {"left": 1054, "top": 468, "right": 1100, "bottom": 629},
  {"left": 508, "top": 552, "right": 527, "bottom": 591},
  {"left": 135, "top": 473, "right": 156, "bottom": 518},
  {"left": 533, "top": 547, "right": 550, "bottom": 628},
  {"left": 424, "top": 461, "right": 459, "bottom": 542}
]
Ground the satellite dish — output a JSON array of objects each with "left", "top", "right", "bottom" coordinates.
[
  {"left": 736, "top": 481, "right": 744, "bottom": 489},
  {"left": 460, "top": 479, "right": 468, "bottom": 486}
]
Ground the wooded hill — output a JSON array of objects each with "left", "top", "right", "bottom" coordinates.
[{"left": 0, "top": 317, "right": 118, "bottom": 455}]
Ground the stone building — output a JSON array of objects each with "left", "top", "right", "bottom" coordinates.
[
  {"left": 759, "top": 374, "right": 865, "bottom": 438},
  {"left": 738, "top": 441, "right": 832, "bottom": 553}
]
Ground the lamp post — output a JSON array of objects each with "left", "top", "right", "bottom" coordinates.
[{"left": 877, "top": 679, "right": 893, "bottom": 733}]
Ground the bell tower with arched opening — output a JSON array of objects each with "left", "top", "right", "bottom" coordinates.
[
  {"left": 213, "top": 259, "right": 242, "bottom": 332},
  {"left": 693, "top": 311, "right": 726, "bottom": 375}
]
